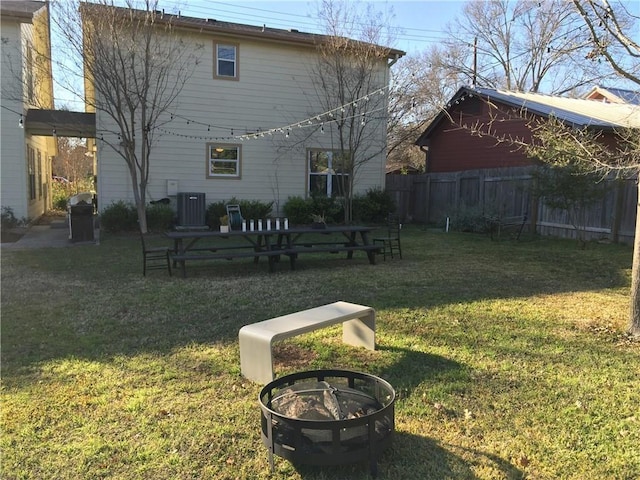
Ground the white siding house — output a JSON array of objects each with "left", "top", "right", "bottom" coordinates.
[
  {"left": 88, "top": 8, "right": 403, "bottom": 217},
  {"left": 1, "top": 1, "right": 55, "bottom": 222}
]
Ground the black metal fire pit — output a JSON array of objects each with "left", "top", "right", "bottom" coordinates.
[{"left": 259, "top": 369, "right": 395, "bottom": 477}]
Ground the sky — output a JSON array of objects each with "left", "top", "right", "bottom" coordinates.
[
  {"left": 49, "top": 0, "right": 640, "bottom": 110},
  {"left": 51, "top": 0, "right": 466, "bottom": 109},
  {"left": 164, "top": 0, "right": 465, "bottom": 54}
]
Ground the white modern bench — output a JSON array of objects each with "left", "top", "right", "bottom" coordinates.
[{"left": 239, "top": 301, "right": 376, "bottom": 384}]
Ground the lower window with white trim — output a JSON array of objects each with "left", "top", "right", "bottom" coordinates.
[
  {"left": 308, "top": 149, "right": 350, "bottom": 197},
  {"left": 207, "top": 144, "right": 241, "bottom": 178}
]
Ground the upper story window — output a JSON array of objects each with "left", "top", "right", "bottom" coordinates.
[
  {"left": 207, "top": 144, "right": 241, "bottom": 178},
  {"left": 214, "top": 42, "right": 238, "bottom": 79},
  {"left": 308, "top": 150, "right": 350, "bottom": 198}
]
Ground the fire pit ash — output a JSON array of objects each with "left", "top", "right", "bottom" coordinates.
[{"left": 259, "top": 369, "right": 396, "bottom": 477}]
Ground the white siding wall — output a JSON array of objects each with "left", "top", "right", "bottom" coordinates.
[
  {"left": 97, "top": 30, "right": 388, "bottom": 215},
  {"left": 1, "top": 19, "right": 28, "bottom": 219},
  {"left": 1, "top": 18, "right": 53, "bottom": 221}
]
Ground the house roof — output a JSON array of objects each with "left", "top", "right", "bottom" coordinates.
[
  {"left": 0, "top": 1, "right": 46, "bottom": 21},
  {"left": 416, "top": 86, "right": 640, "bottom": 146},
  {"left": 584, "top": 86, "right": 640, "bottom": 105},
  {"left": 80, "top": 4, "right": 405, "bottom": 60}
]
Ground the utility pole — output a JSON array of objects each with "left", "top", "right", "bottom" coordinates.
[{"left": 473, "top": 37, "right": 477, "bottom": 88}]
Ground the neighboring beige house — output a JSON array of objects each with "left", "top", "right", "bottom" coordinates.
[
  {"left": 584, "top": 85, "right": 640, "bottom": 105},
  {"left": 1, "top": 1, "right": 56, "bottom": 222},
  {"left": 86, "top": 7, "right": 403, "bottom": 217}
]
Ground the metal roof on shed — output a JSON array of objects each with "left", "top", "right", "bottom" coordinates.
[{"left": 474, "top": 87, "right": 640, "bottom": 129}]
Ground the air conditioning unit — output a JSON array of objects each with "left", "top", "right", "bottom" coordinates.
[{"left": 177, "top": 192, "right": 206, "bottom": 227}]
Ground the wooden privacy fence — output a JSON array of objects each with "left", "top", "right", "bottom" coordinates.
[{"left": 386, "top": 166, "right": 637, "bottom": 245}]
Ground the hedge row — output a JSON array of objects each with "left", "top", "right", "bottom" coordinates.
[{"left": 100, "top": 189, "right": 396, "bottom": 233}]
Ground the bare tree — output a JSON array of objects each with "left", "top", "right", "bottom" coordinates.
[
  {"left": 52, "top": 0, "right": 201, "bottom": 232},
  {"left": 437, "top": 0, "right": 614, "bottom": 93},
  {"left": 388, "top": 46, "right": 468, "bottom": 172},
  {"left": 572, "top": 0, "right": 640, "bottom": 85},
  {"left": 526, "top": 117, "right": 612, "bottom": 249},
  {"left": 53, "top": 137, "right": 92, "bottom": 183},
  {"left": 311, "top": 0, "right": 400, "bottom": 222},
  {"left": 389, "top": 0, "right": 617, "bottom": 176},
  {"left": 571, "top": 0, "right": 640, "bottom": 336}
]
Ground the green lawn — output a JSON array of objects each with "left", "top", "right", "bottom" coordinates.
[{"left": 1, "top": 227, "right": 638, "bottom": 479}]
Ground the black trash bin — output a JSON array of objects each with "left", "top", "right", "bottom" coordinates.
[{"left": 69, "top": 202, "right": 94, "bottom": 242}]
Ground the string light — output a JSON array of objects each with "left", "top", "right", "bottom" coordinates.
[
  {"left": 131, "top": 85, "right": 392, "bottom": 142},
  {"left": 18, "top": 114, "right": 24, "bottom": 128}
]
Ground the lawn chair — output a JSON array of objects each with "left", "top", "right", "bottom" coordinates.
[
  {"left": 373, "top": 214, "right": 402, "bottom": 260},
  {"left": 139, "top": 229, "right": 172, "bottom": 276},
  {"left": 226, "top": 204, "right": 244, "bottom": 231}
]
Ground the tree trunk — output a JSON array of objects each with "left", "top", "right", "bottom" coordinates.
[{"left": 629, "top": 173, "right": 640, "bottom": 337}]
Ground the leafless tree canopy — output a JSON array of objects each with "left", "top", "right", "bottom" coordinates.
[
  {"left": 53, "top": 0, "right": 201, "bottom": 232},
  {"left": 310, "top": 0, "right": 398, "bottom": 222},
  {"left": 572, "top": 0, "right": 640, "bottom": 85}
]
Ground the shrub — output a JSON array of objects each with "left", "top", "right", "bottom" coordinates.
[
  {"left": 51, "top": 182, "right": 70, "bottom": 211},
  {"left": 282, "top": 196, "right": 343, "bottom": 225},
  {"left": 206, "top": 198, "right": 274, "bottom": 228},
  {"left": 282, "top": 196, "right": 312, "bottom": 225},
  {"left": 239, "top": 199, "right": 273, "bottom": 221},
  {"left": 205, "top": 200, "right": 228, "bottom": 228},
  {"left": 100, "top": 201, "right": 138, "bottom": 233},
  {"left": 309, "top": 196, "right": 343, "bottom": 224},
  {"left": 51, "top": 178, "right": 96, "bottom": 212},
  {"left": 1, "top": 206, "right": 21, "bottom": 230},
  {"left": 146, "top": 204, "right": 175, "bottom": 232},
  {"left": 449, "top": 204, "right": 489, "bottom": 233},
  {"left": 352, "top": 188, "right": 396, "bottom": 223}
]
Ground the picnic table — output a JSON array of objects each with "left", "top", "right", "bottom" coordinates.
[{"left": 166, "top": 225, "right": 379, "bottom": 277}]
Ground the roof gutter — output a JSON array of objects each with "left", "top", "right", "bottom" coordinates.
[{"left": 388, "top": 52, "right": 401, "bottom": 67}]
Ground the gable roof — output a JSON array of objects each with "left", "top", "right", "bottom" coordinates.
[
  {"left": 416, "top": 86, "right": 640, "bottom": 146},
  {"left": 0, "top": 1, "right": 46, "bottom": 21},
  {"left": 584, "top": 86, "right": 640, "bottom": 106},
  {"left": 80, "top": 4, "right": 405, "bottom": 60}
]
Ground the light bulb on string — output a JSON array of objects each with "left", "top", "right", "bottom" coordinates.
[{"left": 18, "top": 114, "right": 24, "bottom": 128}]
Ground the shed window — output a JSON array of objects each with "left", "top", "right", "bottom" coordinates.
[{"left": 207, "top": 144, "right": 241, "bottom": 178}]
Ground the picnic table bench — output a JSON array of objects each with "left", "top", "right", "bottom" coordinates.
[
  {"left": 239, "top": 301, "right": 375, "bottom": 384},
  {"left": 166, "top": 225, "right": 379, "bottom": 277}
]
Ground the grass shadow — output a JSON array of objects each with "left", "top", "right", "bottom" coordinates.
[
  {"left": 377, "top": 345, "right": 469, "bottom": 399},
  {"left": 287, "top": 432, "right": 522, "bottom": 479}
]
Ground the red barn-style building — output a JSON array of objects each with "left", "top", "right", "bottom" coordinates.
[{"left": 415, "top": 86, "right": 640, "bottom": 173}]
